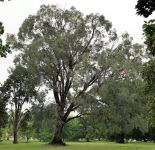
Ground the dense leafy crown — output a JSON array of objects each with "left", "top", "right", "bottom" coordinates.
[{"left": 135, "top": 0, "right": 155, "bottom": 18}]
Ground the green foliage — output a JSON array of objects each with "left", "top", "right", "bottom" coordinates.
[
  {"left": 142, "top": 60, "right": 155, "bottom": 95},
  {"left": 77, "top": 33, "right": 147, "bottom": 142},
  {"left": 137, "top": 0, "right": 155, "bottom": 136},
  {"left": 143, "top": 20, "right": 155, "bottom": 56},
  {"left": 142, "top": 59, "right": 155, "bottom": 127},
  {"left": 64, "top": 119, "right": 84, "bottom": 141},
  {"left": 20, "top": 111, "right": 33, "bottom": 142},
  {"left": 0, "top": 65, "right": 37, "bottom": 143},
  {"left": 0, "top": 22, "right": 10, "bottom": 57},
  {"left": 0, "top": 65, "right": 37, "bottom": 107},
  {"left": 31, "top": 102, "right": 57, "bottom": 142},
  {"left": 37, "top": 124, "right": 51, "bottom": 142},
  {"left": 135, "top": 0, "right": 155, "bottom": 18}
]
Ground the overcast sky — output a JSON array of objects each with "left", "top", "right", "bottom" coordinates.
[{"left": 0, "top": 0, "right": 154, "bottom": 83}]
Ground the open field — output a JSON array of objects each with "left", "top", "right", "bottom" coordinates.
[{"left": 0, "top": 141, "right": 155, "bottom": 150}]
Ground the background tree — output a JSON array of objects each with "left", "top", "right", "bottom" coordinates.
[
  {"left": 142, "top": 60, "right": 155, "bottom": 128},
  {"left": 0, "top": 65, "right": 37, "bottom": 144},
  {"left": 12, "top": 5, "right": 117, "bottom": 145},
  {"left": 80, "top": 33, "right": 147, "bottom": 143},
  {"left": 135, "top": 0, "right": 155, "bottom": 137},
  {"left": 31, "top": 100, "right": 57, "bottom": 142},
  {"left": 20, "top": 110, "right": 32, "bottom": 142},
  {"left": 0, "top": 21, "right": 10, "bottom": 141},
  {"left": 63, "top": 118, "right": 84, "bottom": 141},
  {"left": 98, "top": 34, "right": 147, "bottom": 143},
  {"left": 98, "top": 78, "right": 147, "bottom": 143}
]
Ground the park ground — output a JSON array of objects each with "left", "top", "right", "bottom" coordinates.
[{"left": 0, "top": 141, "right": 155, "bottom": 150}]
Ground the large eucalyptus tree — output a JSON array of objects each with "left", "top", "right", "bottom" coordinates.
[{"left": 12, "top": 5, "right": 118, "bottom": 145}]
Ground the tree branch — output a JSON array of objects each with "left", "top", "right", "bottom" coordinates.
[{"left": 66, "top": 114, "right": 82, "bottom": 123}]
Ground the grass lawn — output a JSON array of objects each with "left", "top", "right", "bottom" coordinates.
[{"left": 0, "top": 141, "right": 155, "bottom": 150}]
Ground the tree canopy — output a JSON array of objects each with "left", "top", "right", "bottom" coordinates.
[{"left": 135, "top": 0, "right": 155, "bottom": 18}]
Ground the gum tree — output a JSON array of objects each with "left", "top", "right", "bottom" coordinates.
[
  {"left": 13, "top": 5, "right": 117, "bottom": 145},
  {"left": 0, "top": 65, "right": 37, "bottom": 144}
]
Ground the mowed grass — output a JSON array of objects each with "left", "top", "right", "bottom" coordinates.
[{"left": 0, "top": 141, "right": 155, "bottom": 150}]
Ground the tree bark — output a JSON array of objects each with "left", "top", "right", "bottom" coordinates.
[
  {"left": 13, "top": 130, "right": 18, "bottom": 144},
  {"left": 26, "top": 136, "right": 29, "bottom": 143},
  {"left": 49, "top": 104, "right": 66, "bottom": 145},
  {"left": 13, "top": 110, "right": 18, "bottom": 144},
  {"left": 49, "top": 119, "right": 65, "bottom": 145}
]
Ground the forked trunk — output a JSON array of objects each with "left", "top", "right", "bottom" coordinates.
[
  {"left": 50, "top": 95, "right": 73, "bottom": 145},
  {"left": 49, "top": 119, "right": 65, "bottom": 145}
]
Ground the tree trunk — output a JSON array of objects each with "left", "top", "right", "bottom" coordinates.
[
  {"left": 50, "top": 94, "right": 75, "bottom": 145},
  {"left": 86, "top": 137, "right": 90, "bottom": 142},
  {"left": 49, "top": 119, "right": 65, "bottom": 145},
  {"left": 49, "top": 103, "right": 67, "bottom": 145},
  {"left": 13, "top": 130, "right": 18, "bottom": 144},
  {"left": 26, "top": 135, "right": 29, "bottom": 143},
  {"left": 13, "top": 110, "right": 18, "bottom": 144}
]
